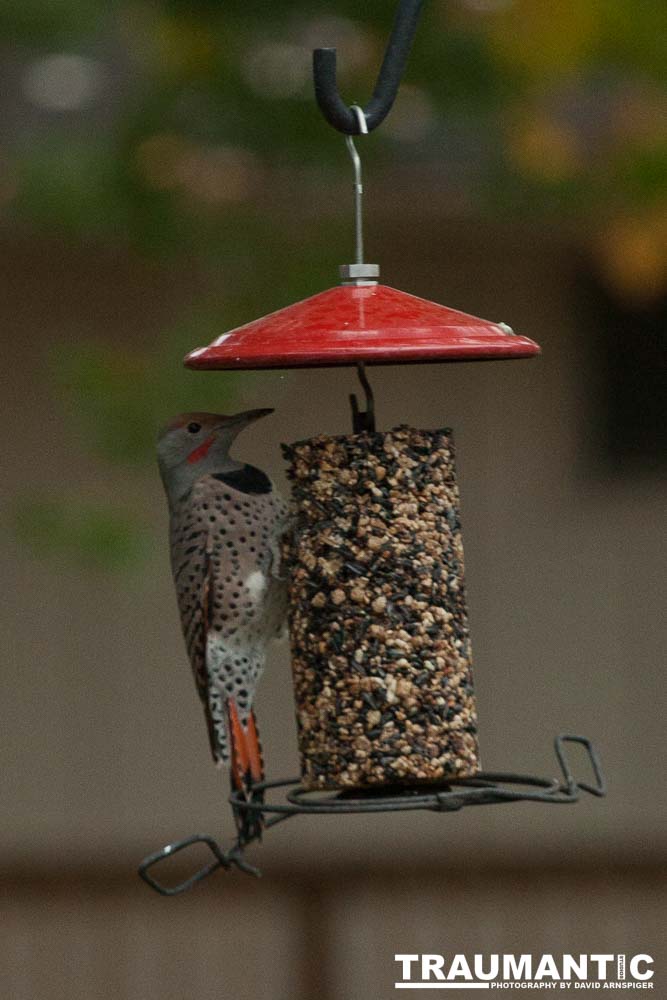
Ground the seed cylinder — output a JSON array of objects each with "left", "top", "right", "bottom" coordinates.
[{"left": 282, "top": 425, "right": 480, "bottom": 791}]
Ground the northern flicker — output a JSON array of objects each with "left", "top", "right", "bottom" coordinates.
[{"left": 157, "top": 409, "right": 289, "bottom": 839}]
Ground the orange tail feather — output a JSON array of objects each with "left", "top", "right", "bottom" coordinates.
[
  {"left": 226, "top": 699, "right": 264, "bottom": 843},
  {"left": 245, "top": 710, "right": 264, "bottom": 785}
]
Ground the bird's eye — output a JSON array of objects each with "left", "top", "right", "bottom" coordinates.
[{"left": 187, "top": 421, "right": 202, "bottom": 434}]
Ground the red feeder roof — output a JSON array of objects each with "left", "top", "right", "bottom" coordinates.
[{"left": 184, "top": 283, "right": 540, "bottom": 371}]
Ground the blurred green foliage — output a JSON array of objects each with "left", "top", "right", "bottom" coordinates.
[
  {"left": 0, "top": 0, "right": 109, "bottom": 46},
  {"left": 51, "top": 331, "right": 242, "bottom": 465},
  {"left": 3, "top": 0, "right": 665, "bottom": 568},
  {"left": 49, "top": 313, "right": 296, "bottom": 464},
  {"left": 6, "top": 1, "right": 664, "bottom": 240},
  {"left": 13, "top": 498, "right": 147, "bottom": 570}
]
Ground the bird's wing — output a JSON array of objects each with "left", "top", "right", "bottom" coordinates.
[{"left": 169, "top": 499, "right": 219, "bottom": 759}]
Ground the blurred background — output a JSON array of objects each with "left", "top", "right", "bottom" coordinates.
[{"left": 2, "top": 1, "right": 665, "bottom": 998}]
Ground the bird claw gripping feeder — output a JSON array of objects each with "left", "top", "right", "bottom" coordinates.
[{"left": 139, "top": 0, "right": 606, "bottom": 896}]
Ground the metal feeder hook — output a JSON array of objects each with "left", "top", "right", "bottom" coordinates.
[{"left": 313, "top": 0, "right": 426, "bottom": 134}]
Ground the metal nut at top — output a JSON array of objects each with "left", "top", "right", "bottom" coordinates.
[{"left": 339, "top": 263, "right": 380, "bottom": 284}]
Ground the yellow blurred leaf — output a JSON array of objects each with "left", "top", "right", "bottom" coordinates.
[
  {"left": 154, "top": 15, "right": 217, "bottom": 79},
  {"left": 595, "top": 208, "right": 667, "bottom": 303},
  {"left": 488, "top": 0, "right": 598, "bottom": 80},
  {"left": 508, "top": 115, "right": 583, "bottom": 182}
]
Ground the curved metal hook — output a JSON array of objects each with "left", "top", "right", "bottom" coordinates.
[
  {"left": 313, "top": 0, "right": 426, "bottom": 134},
  {"left": 350, "top": 363, "right": 375, "bottom": 433}
]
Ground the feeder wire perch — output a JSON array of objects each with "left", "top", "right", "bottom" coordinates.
[{"left": 139, "top": 735, "right": 606, "bottom": 896}]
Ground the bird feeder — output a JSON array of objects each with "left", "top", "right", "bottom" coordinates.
[{"left": 140, "top": 0, "right": 605, "bottom": 896}]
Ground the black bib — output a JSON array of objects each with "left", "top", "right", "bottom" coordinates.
[{"left": 212, "top": 464, "right": 272, "bottom": 495}]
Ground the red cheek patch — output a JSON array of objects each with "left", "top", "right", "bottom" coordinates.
[{"left": 187, "top": 434, "right": 215, "bottom": 464}]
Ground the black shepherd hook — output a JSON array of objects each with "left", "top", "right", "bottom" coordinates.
[{"left": 313, "top": 0, "right": 426, "bottom": 134}]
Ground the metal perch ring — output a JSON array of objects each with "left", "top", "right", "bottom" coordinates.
[{"left": 138, "top": 734, "right": 606, "bottom": 896}]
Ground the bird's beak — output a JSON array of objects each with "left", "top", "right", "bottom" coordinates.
[{"left": 226, "top": 408, "right": 274, "bottom": 429}]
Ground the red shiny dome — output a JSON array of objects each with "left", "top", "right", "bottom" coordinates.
[{"left": 184, "top": 283, "right": 540, "bottom": 370}]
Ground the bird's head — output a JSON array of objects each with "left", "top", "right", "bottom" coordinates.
[{"left": 157, "top": 408, "right": 273, "bottom": 505}]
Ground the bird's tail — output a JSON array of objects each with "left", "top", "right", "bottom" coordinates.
[{"left": 226, "top": 699, "right": 265, "bottom": 845}]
